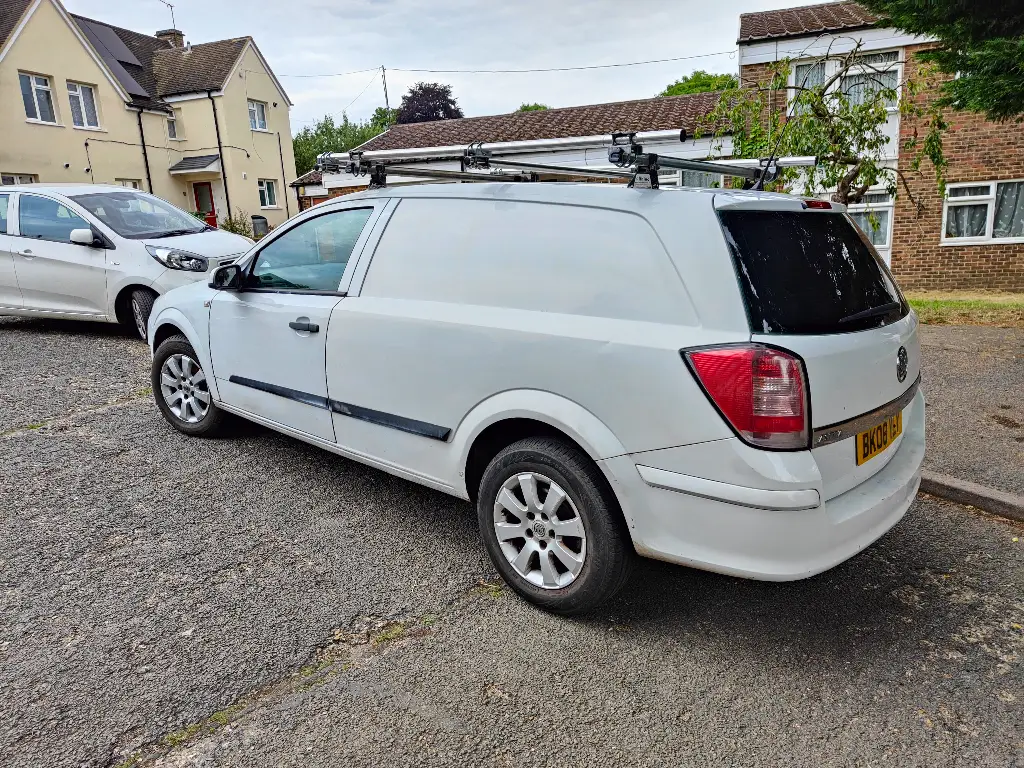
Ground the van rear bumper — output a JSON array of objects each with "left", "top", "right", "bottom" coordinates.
[{"left": 600, "top": 390, "right": 925, "bottom": 580}]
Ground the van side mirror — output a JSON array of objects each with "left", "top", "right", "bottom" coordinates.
[
  {"left": 210, "top": 263, "right": 243, "bottom": 290},
  {"left": 70, "top": 228, "right": 105, "bottom": 247}
]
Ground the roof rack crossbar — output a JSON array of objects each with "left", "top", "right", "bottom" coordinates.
[{"left": 318, "top": 130, "right": 815, "bottom": 190}]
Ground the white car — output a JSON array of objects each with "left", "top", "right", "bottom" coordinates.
[
  {"left": 0, "top": 184, "right": 252, "bottom": 338},
  {"left": 148, "top": 183, "right": 925, "bottom": 614}
]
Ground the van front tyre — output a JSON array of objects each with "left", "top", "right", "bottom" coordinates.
[
  {"left": 477, "top": 437, "right": 634, "bottom": 615},
  {"left": 151, "top": 334, "right": 230, "bottom": 437}
]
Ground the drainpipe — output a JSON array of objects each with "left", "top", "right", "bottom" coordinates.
[
  {"left": 207, "top": 90, "right": 231, "bottom": 218},
  {"left": 276, "top": 131, "right": 291, "bottom": 218},
  {"left": 134, "top": 108, "right": 154, "bottom": 193}
]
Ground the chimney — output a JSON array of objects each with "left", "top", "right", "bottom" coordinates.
[{"left": 155, "top": 28, "right": 184, "bottom": 48}]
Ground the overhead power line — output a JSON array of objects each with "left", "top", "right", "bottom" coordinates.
[{"left": 279, "top": 49, "right": 735, "bottom": 78}]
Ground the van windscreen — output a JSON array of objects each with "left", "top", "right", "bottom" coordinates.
[{"left": 718, "top": 210, "right": 907, "bottom": 335}]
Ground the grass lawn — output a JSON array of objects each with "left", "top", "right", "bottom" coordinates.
[{"left": 904, "top": 291, "right": 1024, "bottom": 327}]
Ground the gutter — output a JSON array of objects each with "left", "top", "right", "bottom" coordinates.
[
  {"left": 133, "top": 108, "right": 154, "bottom": 193},
  {"left": 207, "top": 90, "right": 231, "bottom": 218}
]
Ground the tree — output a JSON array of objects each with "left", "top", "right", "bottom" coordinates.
[
  {"left": 292, "top": 114, "right": 387, "bottom": 176},
  {"left": 370, "top": 106, "right": 398, "bottom": 129},
  {"left": 395, "top": 82, "right": 464, "bottom": 124},
  {"left": 516, "top": 103, "right": 549, "bottom": 111},
  {"left": 859, "top": 0, "right": 1024, "bottom": 121},
  {"left": 697, "top": 42, "right": 947, "bottom": 207},
  {"left": 658, "top": 70, "right": 738, "bottom": 97}
]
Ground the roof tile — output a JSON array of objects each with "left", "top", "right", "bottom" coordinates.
[
  {"left": 0, "top": 0, "right": 31, "bottom": 53},
  {"left": 357, "top": 91, "right": 724, "bottom": 152},
  {"left": 739, "top": 1, "right": 878, "bottom": 43}
]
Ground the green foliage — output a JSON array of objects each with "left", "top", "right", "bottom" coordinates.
[
  {"left": 395, "top": 82, "right": 464, "bottom": 124},
  {"left": 658, "top": 70, "right": 738, "bottom": 97},
  {"left": 860, "top": 0, "right": 1024, "bottom": 121},
  {"left": 292, "top": 113, "right": 390, "bottom": 176},
  {"left": 516, "top": 103, "right": 549, "bottom": 111},
  {"left": 697, "top": 43, "right": 946, "bottom": 205},
  {"left": 218, "top": 209, "right": 254, "bottom": 239}
]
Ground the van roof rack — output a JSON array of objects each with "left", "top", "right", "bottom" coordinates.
[{"left": 317, "top": 130, "right": 814, "bottom": 191}]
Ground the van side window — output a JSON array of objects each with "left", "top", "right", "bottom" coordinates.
[
  {"left": 360, "top": 199, "right": 688, "bottom": 324},
  {"left": 250, "top": 207, "right": 373, "bottom": 292},
  {"left": 0, "top": 194, "right": 8, "bottom": 234},
  {"left": 18, "top": 195, "right": 90, "bottom": 243}
]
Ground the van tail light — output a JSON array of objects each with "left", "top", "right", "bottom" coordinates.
[{"left": 684, "top": 345, "right": 809, "bottom": 450}]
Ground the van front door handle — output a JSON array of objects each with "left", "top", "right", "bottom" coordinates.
[
  {"left": 289, "top": 320, "right": 319, "bottom": 333},
  {"left": 18, "top": 249, "right": 33, "bottom": 258}
]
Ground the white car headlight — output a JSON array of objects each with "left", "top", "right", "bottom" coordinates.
[{"left": 146, "top": 245, "right": 209, "bottom": 272}]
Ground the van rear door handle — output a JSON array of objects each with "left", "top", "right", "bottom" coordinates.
[
  {"left": 18, "top": 249, "right": 33, "bottom": 258},
  {"left": 289, "top": 320, "right": 319, "bottom": 333}
]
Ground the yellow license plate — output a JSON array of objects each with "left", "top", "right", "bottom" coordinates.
[{"left": 856, "top": 412, "right": 903, "bottom": 465}]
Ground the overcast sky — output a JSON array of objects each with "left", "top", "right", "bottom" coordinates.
[{"left": 63, "top": 0, "right": 804, "bottom": 132}]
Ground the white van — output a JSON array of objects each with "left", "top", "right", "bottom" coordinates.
[
  {"left": 0, "top": 184, "right": 252, "bottom": 337},
  {"left": 147, "top": 182, "right": 924, "bottom": 614}
]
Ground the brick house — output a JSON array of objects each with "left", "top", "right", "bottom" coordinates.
[{"left": 739, "top": 1, "right": 1024, "bottom": 290}]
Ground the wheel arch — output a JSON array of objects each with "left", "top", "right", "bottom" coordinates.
[
  {"left": 453, "top": 390, "right": 632, "bottom": 508},
  {"left": 150, "top": 307, "right": 221, "bottom": 401},
  {"left": 113, "top": 283, "right": 159, "bottom": 326}
]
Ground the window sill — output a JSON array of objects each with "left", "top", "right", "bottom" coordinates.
[
  {"left": 251, "top": 128, "right": 271, "bottom": 133},
  {"left": 168, "top": 137, "right": 187, "bottom": 142},
  {"left": 25, "top": 119, "right": 62, "bottom": 127},
  {"left": 72, "top": 125, "right": 105, "bottom": 133},
  {"left": 260, "top": 205, "right": 281, "bottom": 210},
  {"left": 941, "top": 237, "right": 1024, "bottom": 246}
]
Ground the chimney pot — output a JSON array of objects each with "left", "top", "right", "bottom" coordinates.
[{"left": 155, "top": 28, "right": 184, "bottom": 48}]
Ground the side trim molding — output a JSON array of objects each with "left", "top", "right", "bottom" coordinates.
[
  {"left": 227, "top": 375, "right": 450, "bottom": 441},
  {"left": 636, "top": 464, "right": 821, "bottom": 511}
]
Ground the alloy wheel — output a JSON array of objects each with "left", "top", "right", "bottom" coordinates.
[
  {"left": 493, "top": 472, "right": 587, "bottom": 589},
  {"left": 159, "top": 353, "right": 211, "bottom": 424}
]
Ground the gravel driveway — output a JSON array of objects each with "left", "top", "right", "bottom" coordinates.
[{"left": 1, "top": 317, "right": 1021, "bottom": 767}]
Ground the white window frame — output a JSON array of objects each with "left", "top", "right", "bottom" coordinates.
[
  {"left": 20, "top": 73, "right": 58, "bottom": 124},
  {"left": 167, "top": 108, "right": 184, "bottom": 140},
  {"left": 248, "top": 100, "right": 268, "bottom": 131},
  {"left": 788, "top": 49, "right": 902, "bottom": 115},
  {"left": 1, "top": 173, "right": 38, "bottom": 185},
  {"left": 258, "top": 178, "right": 278, "bottom": 208},
  {"left": 66, "top": 81, "right": 100, "bottom": 129},
  {"left": 847, "top": 190, "right": 894, "bottom": 250},
  {"left": 116, "top": 179, "right": 142, "bottom": 189},
  {"left": 941, "top": 179, "right": 1024, "bottom": 245}
]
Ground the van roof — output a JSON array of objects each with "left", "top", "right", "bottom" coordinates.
[{"left": 344, "top": 181, "right": 811, "bottom": 210}]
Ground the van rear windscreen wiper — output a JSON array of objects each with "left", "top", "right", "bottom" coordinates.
[{"left": 837, "top": 301, "right": 901, "bottom": 325}]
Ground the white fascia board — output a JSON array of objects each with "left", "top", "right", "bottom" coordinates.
[
  {"left": 233, "top": 40, "right": 293, "bottom": 107},
  {"left": 739, "top": 27, "right": 936, "bottom": 67},
  {"left": 163, "top": 91, "right": 225, "bottom": 103}
]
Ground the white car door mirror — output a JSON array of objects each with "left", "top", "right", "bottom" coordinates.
[{"left": 70, "top": 228, "right": 101, "bottom": 247}]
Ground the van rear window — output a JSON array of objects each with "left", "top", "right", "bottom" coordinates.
[{"left": 718, "top": 210, "right": 907, "bottom": 335}]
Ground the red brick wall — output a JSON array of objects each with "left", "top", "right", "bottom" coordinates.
[
  {"left": 893, "top": 43, "right": 1024, "bottom": 290},
  {"left": 742, "top": 50, "right": 1024, "bottom": 291}
]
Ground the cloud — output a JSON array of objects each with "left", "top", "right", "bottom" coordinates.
[{"left": 64, "top": 0, "right": 802, "bottom": 130}]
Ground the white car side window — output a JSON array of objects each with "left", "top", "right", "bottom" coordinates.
[
  {"left": 250, "top": 207, "right": 374, "bottom": 292},
  {"left": 18, "top": 195, "right": 91, "bottom": 244}
]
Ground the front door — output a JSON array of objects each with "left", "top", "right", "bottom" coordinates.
[
  {"left": 0, "top": 193, "right": 22, "bottom": 309},
  {"left": 193, "top": 182, "right": 217, "bottom": 227},
  {"left": 209, "top": 204, "right": 378, "bottom": 441},
  {"left": 12, "top": 193, "right": 107, "bottom": 315}
]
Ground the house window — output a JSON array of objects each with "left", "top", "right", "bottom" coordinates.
[
  {"left": 19, "top": 73, "right": 56, "bottom": 123},
  {"left": 167, "top": 108, "right": 183, "bottom": 140},
  {"left": 942, "top": 180, "right": 1024, "bottom": 243},
  {"left": 248, "top": 100, "right": 267, "bottom": 131},
  {"left": 258, "top": 179, "right": 277, "bottom": 207},
  {"left": 789, "top": 50, "right": 901, "bottom": 111},
  {"left": 848, "top": 191, "right": 893, "bottom": 248},
  {"left": 1, "top": 173, "right": 37, "bottom": 185},
  {"left": 67, "top": 82, "right": 99, "bottom": 128},
  {"left": 116, "top": 179, "right": 142, "bottom": 189}
]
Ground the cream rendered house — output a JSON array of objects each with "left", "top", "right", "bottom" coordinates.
[{"left": 0, "top": 0, "right": 297, "bottom": 228}]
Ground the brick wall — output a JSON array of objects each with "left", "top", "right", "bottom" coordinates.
[
  {"left": 894, "top": 43, "right": 1024, "bottom": 290},
  {"left": 741, "top": 50, "right": 1024, "bottom": 291}
]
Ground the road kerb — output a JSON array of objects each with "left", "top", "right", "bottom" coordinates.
[{"left": 920, "top": 470, "right": 1024, "bottom": 523}]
